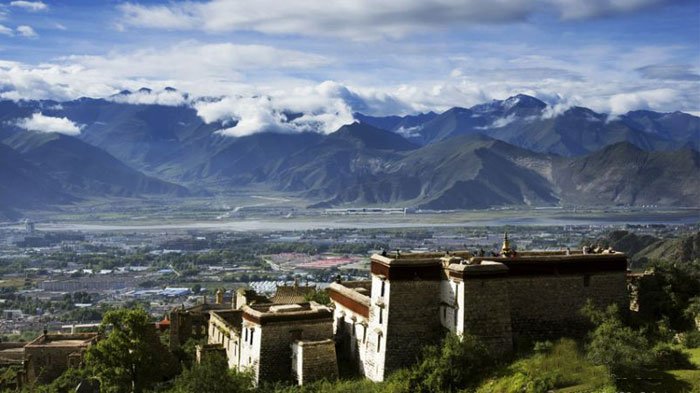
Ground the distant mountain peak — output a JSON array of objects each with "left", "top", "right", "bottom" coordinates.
[
  {"left": 331, "top": 121, "right": 417, "bottom": 151},
  {"left": 507, "top": 94, "right": 546, "bottom": 108},
  {"left": 470, "top": 94, "right": 546, "bottom": 114}
]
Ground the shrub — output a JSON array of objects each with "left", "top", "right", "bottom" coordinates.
[
  {"left": 169, "top": 351, "right": 253, "bottom": 393},
  {"left": 583, "top": 303, "right": 655, "bottom": 379},
  {"left": 403, "top": 333, "right": 494, "bottom": 392},
  {"left": 681, "top": 330, "right": 700, "bottom": 349},
  {"left": 651, "top": 343, "right": 694, "bottom": 370}
]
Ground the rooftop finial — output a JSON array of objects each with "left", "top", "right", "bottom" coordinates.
[{"left": 502, "top": 231, "right": 510, "bottom": 252}]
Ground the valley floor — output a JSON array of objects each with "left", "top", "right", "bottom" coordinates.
[{"left": 5, "top": 202, "right": 698, "bottom": 233}]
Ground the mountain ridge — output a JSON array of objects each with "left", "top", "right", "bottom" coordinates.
[{"left": 0, "top": 94, "right": 697, "bottom": 213}]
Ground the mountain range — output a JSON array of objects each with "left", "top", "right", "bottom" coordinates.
[{"left": 1, "top": 92, "right": 698, "bottom": 217}]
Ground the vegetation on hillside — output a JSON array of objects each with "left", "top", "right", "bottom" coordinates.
[{"left": 594, "top": 230, "right": 700, "bottom": 268}]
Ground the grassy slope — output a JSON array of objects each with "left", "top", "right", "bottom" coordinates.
[
  {"left": 473, "top": 341, "right": 700, "bottom": 393},
  {"left": 475, "top": 340, "right": 613, "bottom": 393},
  {"left": 668, "top": 348, "right": 700, "bottom": 391}
]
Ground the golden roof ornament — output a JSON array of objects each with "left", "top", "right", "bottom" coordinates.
[
  {"left": 501, "top": 231, "right": 513, "bottom": 256},
  {"left": 501, "top": 231, "right": 510, "bottom": 251}
]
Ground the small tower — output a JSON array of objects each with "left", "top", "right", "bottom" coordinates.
[
  {"left": 501, "top": 232, "right": 513, "bottom": 257},
  {"left": 215, "top": 288, "right": 224, "bottom": 305}
]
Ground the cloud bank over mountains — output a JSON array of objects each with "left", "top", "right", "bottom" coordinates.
[{"left": 0, "top": 0, "right": 697, "bottom": 136}]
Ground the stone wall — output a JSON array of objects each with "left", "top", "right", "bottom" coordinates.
[
  {"left": 195, "top": 344, "right": 226, "bottom": 364},
  {"left": 461, "top": 277, "right": 513, "bottom": 355},
  {"left": 255, "top": 319, "right": 334, "bottom": 383},
  {"left": 170, "top": 309, "right": 208, "bottom": 350},
  {"left": 379, "top": 278, "right": 442, "bottom": 381},
  {"left": 507, "top": 272, "right": 627, "bottom": 341},
  {"left": 208, "top": 312, "right": 242, "bottom": 370},
  {"left": 333, "top": 302, "right": 370, "bottom": 376},
  {"left": 291, "top": 339, "right": 338, "bottom": 385},
  {"left": 0, "top": 342, "right": 26, "bottom": 362},
  {"left": 25, "top": 345, "right": 84, "bottom": 383}
]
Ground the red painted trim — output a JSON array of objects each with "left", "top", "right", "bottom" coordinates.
[
  {"left": 371, "top": 261, "right": 442, "bottom": 281},
  {"left": 242, "top": 309, "right": 332, "bottom": 325},
  {"left": 329, "top": 290, "right": 370, "bottom": 318}
]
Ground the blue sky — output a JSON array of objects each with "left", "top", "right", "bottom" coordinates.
[{"left": 0, "top": 0, "right": 699, "bottom": 134}]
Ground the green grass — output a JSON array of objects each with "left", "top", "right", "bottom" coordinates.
[
  {"left": 667, "top": 348, "right": 700, "bottom": 392},
  {"left": 473, "top": 342, "right": 700, "bottom": 393},
  {"left": 475, "top": 339, "right": 614, "bottom": 393},
  {"left": 611, "top": 347, "right": 699, "bottom": 393}
]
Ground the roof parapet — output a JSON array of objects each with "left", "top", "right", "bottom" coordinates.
[{"left": 242, "top": 302, "right": 333, "bottom": 325}]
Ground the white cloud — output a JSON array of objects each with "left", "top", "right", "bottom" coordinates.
[
  {"left": 15, "top": 113, "right": 83, "bottom": 135},
  {"left": 636, "top": 64, "right": 700, "bottom": 81},
  {"left": 0, "top": 41, "right": 329, "bottom": 102},
  {"left": 608, "top": 88, "right": 680, "bottom": 114},
  {"left": 0, "top": 24, "right": 13, "bottom": 36},
  {"left": 552, "top": 0, "right": 664, "bottom": 19},
  {"left": 117, "top": 0, "right": 675, "bottom": 40},
  {"left": 540, "top": 94, "right": 582, "bottom": 119},
  {"left": 10, "top": 1, "right": 47, "bottom": 12},
  {"left": 109, "top": 88, "right": 189, "bottom": 106},
  {"left": 208, "top": 97, "right": 293, "bottom": 137},
  {"left": 63, "top": 41, "right": 328, "bottom": 81},
  {"left": 395, "top": 125, "right": 423, "bottom": 138},
  {"left": 16, "top": 25, "right": 37, "bottom": 38},
  {"left": 194, "top": 83, "right": 356, "bottom": 136}
]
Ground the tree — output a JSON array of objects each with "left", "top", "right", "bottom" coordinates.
[
  {"left": 396, "top": 333, "right": 494, "bottom": 392},
  {"left": 32, "top": 367, "right": 91, "bottom": 393},
  {"left": 304, "top": 289, "right": 331, "bottom": 306},
  {"left": 84, "top": 308, "right": 179, "bottom": 393},
  {"left": 169, "top": 351, "right": 253, "bottom": 393},
  {"left": 582, "top": 303, "right": 654, "bottom": 380},
  {"left": 638, "top": 260, "right": 700, "bottom": 331}
]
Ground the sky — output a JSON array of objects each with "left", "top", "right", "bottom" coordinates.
[{"left": 1, "top": 0, "right": 699, "bottom": 135}]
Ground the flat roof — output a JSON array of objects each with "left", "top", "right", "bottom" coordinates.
[
  {"left": 40, "top": 339, "right": 88, "bottom": 347},
  {"left": 25, "top": 333, "right": 97, "bottom": 348}
]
